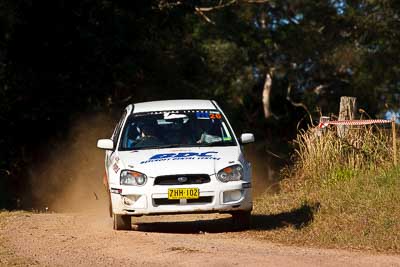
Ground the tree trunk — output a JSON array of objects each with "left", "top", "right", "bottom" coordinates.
[
  {"left": 337, "top": 96, "right": 357, "bottom": 138},
  {"left": 262, "top": 71, "right": 273, "bottom": 119}
]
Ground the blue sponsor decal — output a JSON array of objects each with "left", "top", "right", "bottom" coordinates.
[
  {"left": 196, "top": 111, "right": 210, "bottom": 119},
  {"left": 140, "top": 151, "right": 220, "bottom": 164}
]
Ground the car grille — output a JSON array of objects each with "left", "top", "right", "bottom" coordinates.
[
  {"left": 153, "top": 196, "right": 213, "bottom": 206},
  {"left": 154, "top": 174, "right": 210, "bottom": 185}
]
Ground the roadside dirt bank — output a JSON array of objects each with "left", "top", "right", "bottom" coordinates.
[{"left": 1, "top": 212, "right": 399, "bottom": 267}]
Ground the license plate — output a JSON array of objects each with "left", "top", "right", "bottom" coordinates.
[{"left": 168, "top": 188, "right": 199, "bottom": 199}]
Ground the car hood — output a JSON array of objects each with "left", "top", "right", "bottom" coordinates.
[{"left": 116, "top": 146, "right": 241, "bottom": 177}]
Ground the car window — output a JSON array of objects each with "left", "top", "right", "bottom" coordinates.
[
  {"left": 112, "top": 110, "right": 127, "bottom": 148},
  {"left": 119, "top": 110, "right": 236, "bottom": 150}
]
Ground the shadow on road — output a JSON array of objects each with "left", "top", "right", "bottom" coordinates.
[
  {"left": 132, "top": 202, "right": 320, "bottom": 234},
  {"left": 251, "top": 202, "right": 320, "bottom": 230},
  {"left": 133, "top": 217, "right": 233, "bottom": 234}
]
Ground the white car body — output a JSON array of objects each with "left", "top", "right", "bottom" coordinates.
[{"left": 98, "top": 99, "right": 254, "bottom": 230}]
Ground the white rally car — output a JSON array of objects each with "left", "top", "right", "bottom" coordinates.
[{"left": 97, "top": 99, "right": 254, "bottom": 230}]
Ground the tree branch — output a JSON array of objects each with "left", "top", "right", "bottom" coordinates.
[
  {"left": 194, "top": 0, "right": 270, "bottom": 11},
  {"left": 286, "top": 84, "right": 313, "bottom": 124},
  {"left": 195, "top": 0, "right": 237, "bottom": 12},
  {"left": 194, "top": 8, "right": 216, "bottom": 24},
  {"left": 158, "top": 0, "right": 271, "bottom": 24}
]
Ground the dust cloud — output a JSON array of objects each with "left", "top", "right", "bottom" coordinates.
[
  {"left": 243, "top": 144, "right": 278, "bottom": 197},
  {"left": 29, "top": 113, "right": 115, "bottom": 214}
]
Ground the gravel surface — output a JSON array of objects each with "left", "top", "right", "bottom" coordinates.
[{"left": 1, "top": 212, "right": 399, "bottom": 266}]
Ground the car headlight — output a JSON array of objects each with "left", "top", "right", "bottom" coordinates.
[
  {"left": 120, "top": 170, "right": 147, "bottom": 186},
  {"left": 217, "top": 164, "right": 243, "bottom": 183}
]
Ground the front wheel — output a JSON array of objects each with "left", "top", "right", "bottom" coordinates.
[
  {"left": 113, "top": 214, "right": 131, "bottom": 230},
  {"left": 231, "top": 211, "right": 251, "bottom": 230}
]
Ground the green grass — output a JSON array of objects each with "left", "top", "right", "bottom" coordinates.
[{"left": 249, "top": 126, "right": 400, "bottom": 253}]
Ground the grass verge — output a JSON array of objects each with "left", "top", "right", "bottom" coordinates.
[{"left": 248, "top": 126, "right": 400, "bottom": 253}]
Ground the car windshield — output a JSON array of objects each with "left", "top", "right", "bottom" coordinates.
[{"left": 119, "top": 110, "right": 237, "bottom": 150}]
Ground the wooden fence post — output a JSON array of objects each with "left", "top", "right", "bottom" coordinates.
[
  {"left": 338, "top": 96, "right": 357, "bottom": 138},
  {"left": 392, "top": 117, "right": 397, "bottom": 165},
  {"left": 317, "top": 116, "right": 330, "bottom": 137}
]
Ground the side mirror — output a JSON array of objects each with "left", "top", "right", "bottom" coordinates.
[
  {"left": 97, "top": 139, "right": 114, "bottom": 150},
  {"left": 240, "top": 133, "right": 255, "bottom": 144}
]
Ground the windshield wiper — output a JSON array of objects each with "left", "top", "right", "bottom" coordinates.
[
  {"left": 197, "top": 141, "right": 230, "bottom": 146},
  {"left": 155, "top": 144, "right": 188, "bottom": 148},
  {"left": 133, "top": 144, "right": 194, "bottom": 150}
]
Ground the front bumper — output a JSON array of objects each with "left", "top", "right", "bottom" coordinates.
[{"left": 110, "top": 178, "right": 252, "bottom": 216}]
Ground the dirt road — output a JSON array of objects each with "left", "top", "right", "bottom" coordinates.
[{"left": 1, "top": 211, "right": 399, "bottom": 267}]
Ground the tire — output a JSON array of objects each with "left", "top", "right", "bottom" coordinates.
[
  {"left": 231, "top": 211, "right": 251, "bottom": 230},
  {"left": 104, "top": 174, "right": 112, "bottom": 218},
  {"left": 113, "top": 214, "right": 131, "bottom": 230},
  {"left": 107, "top": 191, "right": 112, "bottom": 218},
  {"left": 108, "top": 201, "right": 113, "bottom": 218}
]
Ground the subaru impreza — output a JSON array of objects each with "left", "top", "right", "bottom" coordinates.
[{"left": 97, "top": 99, "right": 254, "bottom": 230}]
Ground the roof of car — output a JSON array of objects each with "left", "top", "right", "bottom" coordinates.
[{"left": 132, "top": 99, "right": 216, "bottom": 113}]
